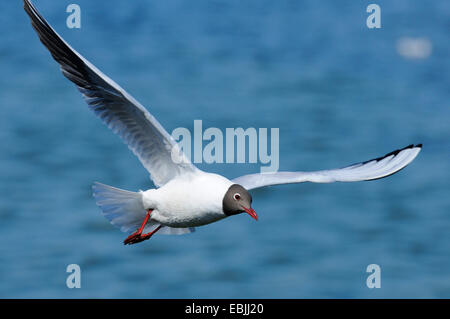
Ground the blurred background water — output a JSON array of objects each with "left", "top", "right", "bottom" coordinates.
[{"left": 0, "top": 0, "right": 449, "bottom": 298}]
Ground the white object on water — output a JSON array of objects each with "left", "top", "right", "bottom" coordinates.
[{"left": 396, "top": 37, "right": 432, "bottom": 59}]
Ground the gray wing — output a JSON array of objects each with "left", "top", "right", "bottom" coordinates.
[
  {"left": 24, "top": 0, "right": 196, "bottom": 187},
  {"left": 233, "top": 144, "right": 422, "bottom": 190}
]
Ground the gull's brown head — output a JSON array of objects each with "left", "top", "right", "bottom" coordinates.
[{"left": 222, "top": 184, "right": 258, "bottom": 220}]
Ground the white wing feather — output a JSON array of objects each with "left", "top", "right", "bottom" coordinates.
[
  {"left": 24, "top": 0, "right": 196, "bottom": 187},
  {"left": 233, "top": 144, "right": 422, "bottom": 190}
]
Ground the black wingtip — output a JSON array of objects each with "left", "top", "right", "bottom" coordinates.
[
  {"left": 403, "top": 143, "right": 422, "bottom": 150},
  {"left": 358, "top": 143, "right": 421, "bottom": 166},
  {"left": 23, "top": 0, "right": 32, "bottom": 11}
]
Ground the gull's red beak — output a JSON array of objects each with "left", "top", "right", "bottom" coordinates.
[{"left": 243, "top": 206, "right": 258, "bottom": 221}]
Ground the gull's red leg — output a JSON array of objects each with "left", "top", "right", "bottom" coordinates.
[{"left": 124, "top": 209, "right": 153, "bottom": 245}]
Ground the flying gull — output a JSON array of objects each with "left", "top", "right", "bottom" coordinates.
[{"left": 24, "top": 0, "right": 422, "bottom": 245}]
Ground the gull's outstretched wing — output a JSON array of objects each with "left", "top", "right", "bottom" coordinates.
[
  {"left": 233, "top": 144, "right": 422, "bottom": 191},
  {"left": 24, "top": 0, "right": 196, "bottom": 187}
]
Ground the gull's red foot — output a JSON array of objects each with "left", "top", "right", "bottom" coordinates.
[
  {"left": 124, "top": 231, "right": 144, "bottom": 245},
  {"left": 123, "top": 209, "right": 160, "bottom": 245},
  {"left": 123, "top": 225, "right": 162, "bottom": 245},
  {"left": 124, "top": 232, "right": 149, "bottom": 245}
]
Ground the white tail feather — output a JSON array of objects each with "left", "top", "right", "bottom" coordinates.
[
  {"left": 92, "top": 182, "right": 148, "bottom": 233},
  {"left": 92, "top": 182, "right": 195, "bottom": 235}
]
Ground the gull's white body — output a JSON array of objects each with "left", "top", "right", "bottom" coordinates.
[
  {"left": 24, "top": 0, "right": 422, "bottom": 239},
  {"left": 142, "top": 171, "right": 233, "bottom": 228},
  {"left": 92, "top": 171, "right": 234, "bottom": 235}
]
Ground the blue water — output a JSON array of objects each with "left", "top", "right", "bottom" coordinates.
[{"left": 0, "top": 0, "right": 449, "bottom": 298}]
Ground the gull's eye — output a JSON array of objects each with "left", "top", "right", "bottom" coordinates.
[{"left": 234, "top": 193, "right": 241, "bottom": 201}]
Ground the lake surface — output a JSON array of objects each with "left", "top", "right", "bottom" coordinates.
[{"left": 0, "top": 0, "right": 449, "bottom": 298}]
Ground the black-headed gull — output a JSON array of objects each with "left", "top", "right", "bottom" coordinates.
[{"left": 24, "top": 0, "right": 422, "bottom": 245}]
